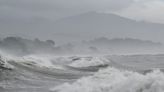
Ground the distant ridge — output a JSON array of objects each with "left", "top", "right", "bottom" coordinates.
[
  {"left": 1, "top": 11, "right": 164, "bottom": 44},
  {"left": 52, "top": 11, "right": 164, "bottom": 43},
  {"left": 83, "top": 37, "right": 162, "bottom": 47}
]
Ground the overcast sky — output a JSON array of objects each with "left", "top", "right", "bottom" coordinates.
[
  {"left": 1, "top": 0, "right": 164, "bottom": 44},
  {"left": 1, "top": 0, "right": 164, "bottom": 23}
]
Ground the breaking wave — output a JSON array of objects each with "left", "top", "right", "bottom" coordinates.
[
  {"left": 51, "top": 67, "right": 164, "bottom": 92},
  {"left": 69, "top": 56, "right": 110, "bottom": 68},
  {"left": 1, "top": 54, "right": 103, "bottom": 82},
  {"left": 2, "top": 53, "right": 164, "bottom": 92}
]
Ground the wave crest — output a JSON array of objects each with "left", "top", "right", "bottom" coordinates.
[
  {"left": 50, "top": 67, "right": 164, "bottom": 92},
  {"left": 69, "top": 56, "right": 110, "bottom": 68}
]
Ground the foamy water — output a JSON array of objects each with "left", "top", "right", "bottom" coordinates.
[
  {"left": 1, "top": 54, "right": 164, "bottom": 92},
  {"left": 51, "top": 67, "right": 164, "bottom": 92},
  {"left": 69, "top": 56, "right": 110, "bottom": 67}
]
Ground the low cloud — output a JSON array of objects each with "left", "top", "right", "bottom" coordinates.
[
  {"left": 116, "top": 0, "right": 164, "bottom": 23},
  {"left": 0, "top": 0, "right": 134, "bottom": 21},
  {"left": 1, "top": 0, "right": 164, "bottom": 23}
]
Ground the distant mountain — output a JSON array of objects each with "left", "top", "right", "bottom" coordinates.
[
  {"left": 51, "top": 12, "right": 164, "bottom": 43},
  {"left": 1, "top": 11, "right": 164, "bottom": 44}
]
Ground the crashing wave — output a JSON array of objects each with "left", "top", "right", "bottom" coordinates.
[
  {"left": 4, "top": 55, "right": 94, "bottom": 79},
  {"left": 50, "top": 67, "right": 164, "bottom": 92},
  {"left": 0, "top": 55, "right": 13, "bottom": 70},
  {"left": 69, "top": 56, "right": 110, "bottom": 68}
]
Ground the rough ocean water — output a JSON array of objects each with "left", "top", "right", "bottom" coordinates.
[{"left": 1, "top": 54, "right": 164, "bottom": 92}]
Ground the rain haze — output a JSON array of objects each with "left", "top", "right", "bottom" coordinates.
[
  {"left": 1, "top": 0, "right": 164, "bottom": 92},
  {"left": 1, "top": 0, "right": 164, "bottom": 44}
]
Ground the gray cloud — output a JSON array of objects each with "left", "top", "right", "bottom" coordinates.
[
  {"left": 115, "top": 0, "right": 164, "bottom": 23},
  {"left": 1, "top": 0, "right": 164, "bottom": 23},
  {"left": 1, "top": 0, "right": 164, "bottom": 44},
  {"left": 0, "top": 0, "right": 134, "bottom": 21}
]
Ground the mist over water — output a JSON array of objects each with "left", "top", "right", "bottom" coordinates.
[
  {"left": 0, "top": 32, "right": 164, "bottom": 92},
  {"left": 2, "top": 52, "right": 164, "bottom": 92},
  {"left": 1, "top": 1, "right": 164, "bottom": 92}
]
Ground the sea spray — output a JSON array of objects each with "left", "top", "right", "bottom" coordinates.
[{"left": 50, "top": 67, "right": 164, "bottom": 92}]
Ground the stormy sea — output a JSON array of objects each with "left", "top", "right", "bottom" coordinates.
[
  {"left": 1, "top": 53, "right": 164, "bottom": 92},
  {"left": 2, "top": 0, "right": 164, "bottom": 91}
]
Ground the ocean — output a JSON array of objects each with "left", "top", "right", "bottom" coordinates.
[{"left": 1, "top": 54, "right": 164, "bottom": 92}]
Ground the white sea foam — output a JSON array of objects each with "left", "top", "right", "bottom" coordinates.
[
  {"left": 69, "top": 56, "right": 110, "bottom": 67},
  {"left": 22, "top": 55, "right": 54, "bottom": 67},
  {"left": 50, "top": 67, "right": 164, "bottom": 92}
]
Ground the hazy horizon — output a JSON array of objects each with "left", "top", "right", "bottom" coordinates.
[
  {"left": 0, "top": 11, "right": 164, "bottom": 45},
  {"left": 1, "top": 0, "right": 164, "bottom": 45},
  {"left": 2, "top": 1, "right": 164, "bottom": 92}
]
